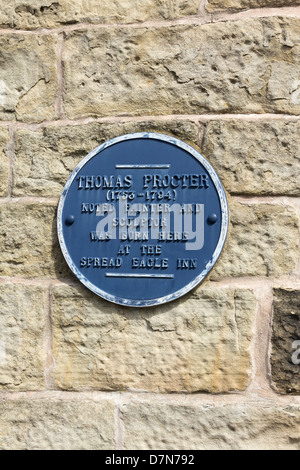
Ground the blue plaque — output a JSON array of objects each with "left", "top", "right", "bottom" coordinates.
[{"left": 57, "top": 133, "right": 229, "bottom": 307}]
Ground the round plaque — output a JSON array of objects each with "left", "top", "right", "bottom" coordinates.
[{"left": 57, "top": 133, "right": 229, "bottom": 307}]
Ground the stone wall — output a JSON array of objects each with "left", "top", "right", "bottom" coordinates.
[{"left": 0, "top": 0, "right": 299, "bottom": 450}]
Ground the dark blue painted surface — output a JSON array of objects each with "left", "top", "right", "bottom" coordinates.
[{"left": 58, "top": 133, "right": 228, "bottom": 307}]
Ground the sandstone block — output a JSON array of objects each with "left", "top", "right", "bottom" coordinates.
[
  {"left": 202, "top": 120, "right": 300, "bottom": 196},
  {"left": 0, "top": 0, "right": 200, "bottom": 30},
  {"left": 271, "top": 289, "right": 300, "bottom": 394},
  {"left": 64, "top": 18, "right": 300, "bottom": 119},
  {"left": 0, "top": 35, "right": 57, "bottom": 122},
  {"left": 52, "top": 285, "right": 255, "bottom": 393},
  {"left": 211, "top": 203, "right": 299, "bottom": 279},
  {"left": 0, "top": 398, "right": 115, "bottom": 450},
  {"left": 0, "top": 202, "right": 69, "bottom": 278},
  {"left": 206, "top": 0, "right": 300, "bottom": 12},
  {"left": 0, "top": 284, "right": 47, "bottom": 390},
  {"left": 14, "top": 120, "right": 200, "bottom": 197},
  {"left": 122, "top": 402, "right": 300, "bottom": 450},
  {"left": 0, "top": 127, "right": 10, "bottom": 197}
]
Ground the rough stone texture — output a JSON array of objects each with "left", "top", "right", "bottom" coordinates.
[
  {"left": 211, "top": 203, "right": 299, "bottom": 279},
  {"left": 122, "top": 403, "right": 300, "bottom": 450},
  {"left": 0, "top": 398, "right": 115, "bottom": 450},
  {"left": 14, "top": 120, "right": 200, "bottom": 197},
  {"left": 0, "top": 35, "right": 57, "bottom": 122},
  {"left": 0, "top": 285, "right": 46, "bottom": 390},
  {"left": 52, "top": 285, "right": 255, "bottom": 393},
  {"left": 202, "top": 120, "right": 300, "bottom": 196},
  {"left": 271, "top": 289, "right": 300, "bottom": 394},
  {"left": 207, "top": 0, "right": 300, "bottom": 12},
  {"left": 0, "top": 2, "right": 300, "bottom": 451},
  {"left": 0, "top": 0, "right": 200, "bottom": 30},
  {"left": 0, "top": 127, "right": 10, "bottom": 197},
  {"left": 64, "top": 18, "right": 300, "bottom": 119},
  {"left": 0, "top": 202, "right": 70, "bottom": 278}
]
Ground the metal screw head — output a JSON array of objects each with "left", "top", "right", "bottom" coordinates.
[
  {"left": 208, "top": 213, "right": 218, "bottom": 225},
  {"left": 65, "top": 215, "right": 75, "bottom": 226}
]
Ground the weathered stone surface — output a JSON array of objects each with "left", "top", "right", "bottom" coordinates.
[
  {"left": 211, "top": 203, "right": 299, "bottom": 279},
  {"left": 202, "top": 120, "right": 300, "bottom": 196},
  {"left": 0, "top": 35, "right": 57, "bottom": 122},
  {"left": 0, "top": 0, "right": 200, "bottom": 30},
  {"left": 64, "top": 18, "right": 300, "bottom": 119},
  {"left": 207, "top": 0, "right": 300, "bottom": 12},
  {"left": 271, "top": 289, "right": 300, "bottom": 394},
  {"left": 0, "top": 285, "right": 46, "bottom": 390},
  {"left": 0, "top": 202, "right": 69, "bottom": 278},
  {"left": 0, "top": 398, "right": 115, "bottom": 450},
  {"left": 52, "top": 285, "right": 255, "bottom": 393},
  {"left": 0, "top": 127, "right": 10, "bottom": 197},
  {"left": 14, "top": 120, "right": 200, "bottom": 197},
  {"left": 122, "top": 402, "right": 300, "bottom": 450}
]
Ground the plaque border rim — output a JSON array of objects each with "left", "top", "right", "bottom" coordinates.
[{"left": 57, "top": 132, "right": 229, "bottom": 307}]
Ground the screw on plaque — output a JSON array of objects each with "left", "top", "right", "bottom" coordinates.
[
  {"left": 65, "top": 215, "right": 75, "bottom": 226},
  {"left": 208, "top": 213, "right": 218, "bottom": 225}
]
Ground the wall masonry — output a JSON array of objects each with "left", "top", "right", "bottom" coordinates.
[
  {"left": 0, "top": 0, "right": 299, "bottom": 450},
  {"left": 206, "top": 0, "right": 300, "bottom": 13}
]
